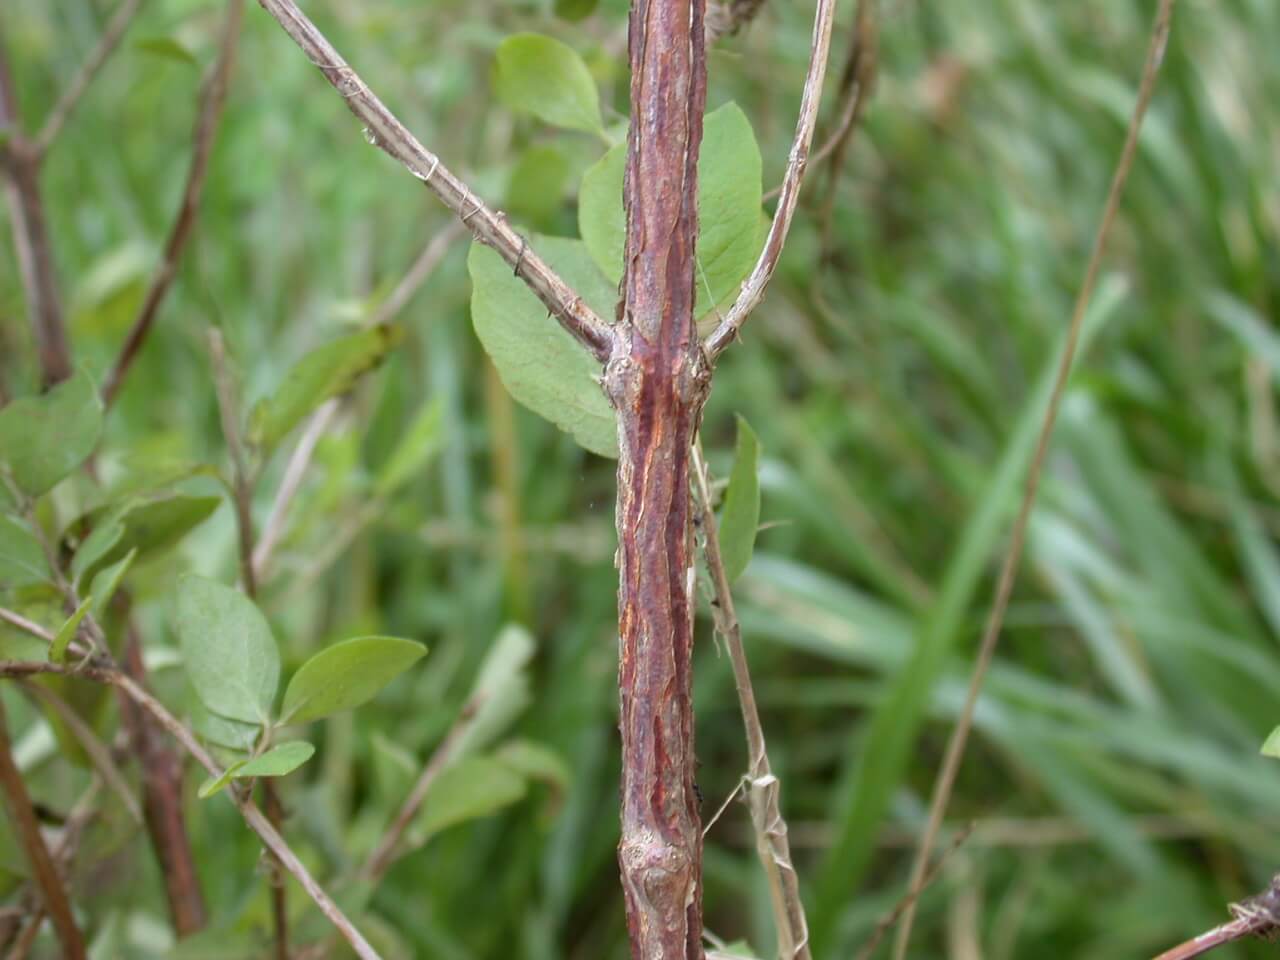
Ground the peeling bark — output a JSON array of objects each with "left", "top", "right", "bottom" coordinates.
[{"left": 608, "top": 0, "right": 709, "bottom": 955}]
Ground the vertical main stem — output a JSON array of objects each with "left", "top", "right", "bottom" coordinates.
[{"left": 607, "top": 0, "right": 708, "bottom": 956}]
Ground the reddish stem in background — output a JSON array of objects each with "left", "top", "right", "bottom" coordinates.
[{"left": 607, "top": 0, "right": 709, "bottom": 955}]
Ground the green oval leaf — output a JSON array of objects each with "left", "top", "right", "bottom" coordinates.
[
  {"left": 455, "top": 625, "right": 536, "bottom": 757},
  {"left": 281, "top": 636, "right": 427, "bottom": 724},
  {"left": 419, "top": 755, "right": 527, "bottom": 840},
  {"left": 238, "top": 740, "right": 315, "bottom": 778},
  {"left": 49, "top": 596, "right": 93, "bottom": 664},
  {"left": 719, "top": 415, "right": 761, "bottom": 582},
  {"left": 0, "top": 515, "right": 50, "bottom": 587},
  {"left": 492, "top": 34, "right": 603, "bottom": 135},
  {"left": 579, "top": 102, "right": 763, "bottom": 317},
  {"left": 0, "top": 370, "right": 103, "bottom": 497},
  {"left": 468, "top": 237, "right": 618, "bottom": 458},
  {"left": 249, "top": 324, "right": 404, "bottom": 453},
  {"left": 175, "top": 575, "right": 280, "bottom": 724}
]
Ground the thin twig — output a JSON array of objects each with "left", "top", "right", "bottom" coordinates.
[
  {"left": 0, "top": 42, "right": 72, "bottom": 386},
  {"left": 891, "top": 4, "right": 1175, "bottom": 958},
  {"left": 1152, "top": 876, "right": 1280, "bottom": 960},
  {"left": 0, "top": 700, "right": 85, "bottom": 960},
  {"left": 252, "top": 221, "right": 463, "bottom": 580},
  {"left": 18, "top": 680, "right": 142, "bottom": 824},
  {"left": 854, "top": 823, "right": 974, "bottom": 960},
  {"left": 692, "top": 441, "right": 810, "bottom": 960},
  {"left": 360, "top": 698, "right": 480, "bottom": 885},
  {"left": 33, "top": 0, "right": 144, "bottom": 157},
  {"left": 253, "top": 0, "right": 613, "bottom": 363},
  {"left": 0, "top": 658, "right": 382, "bottom": 960},
  {"left": 101, "top": 0, "right": 245, "bottom": 407},
  {"left": 704, "top": 0, "right": 838, "bottom": 360},
  {"left": 762, "top": 0, "right": 877, "bottom": 204},
  {"left": 0, "top": 608, "right": 53, "bottom": 644},
  {"left": 815, "top": 0, "right": 877, "bottom": 257}
]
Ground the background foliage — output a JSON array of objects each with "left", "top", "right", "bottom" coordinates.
[{"left": 3, "top": 0, "right": 1280, "bottom": 957}]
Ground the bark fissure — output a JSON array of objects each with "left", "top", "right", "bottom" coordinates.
[{"left": 610, "top": 0, "right": 709, "bottom": 955}]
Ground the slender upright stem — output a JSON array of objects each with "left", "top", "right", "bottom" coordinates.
[
  {"left": 606, "top": 0, "right": 708, "bottom": 955},
  {"left": 0, "top": 41, "right": 71, "bottom": 387},
  {"left": 0, "top": 701, "right": 85, "bottom": 960},
  {"left": 691, "top": 443, "right": 810, "bottom": 959}
]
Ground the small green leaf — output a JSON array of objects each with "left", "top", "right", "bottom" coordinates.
[
  {"left": 249, "top": 325, "right": 404, "bottom": 452},
  {"left": 197, "top": 760, "right": 247, "bottom": 799},
  {"left": 134, "top": 36, "right": 197, "bottom": 65},
  {"left": 373, "top": 399, "right": 444, "bottom": 498},
  {"left": 492, "top": 34, "right": 603, "bottom": 135},
  {"left": 89, "top": 548, "right": 136, "bottom": 619},
  {"left": 1261, "top": 726, "right": 1280, "bottom": 759},
  {"left": 468, "top": 237, "right": 617, "bottom": 458},
  {"left": 281, "top": 636, "right": 427, "bottom": 724},
  {"left": 238, "top": 741, "right": 315, "bottom": 778},
  {"left": 579, "top": 102, "right": 763, "bottom": 316},
  {"left": 719, "top": 416, "right": 761, "bottom": 582},
  {"left": 175, "top": 576, "right": 280, "bottom": 724},
  {"left": 0, "top": 515, "right": 50, "bottom": 587},
  {"left": 0, "top": 370, "right": 103, "bottom": 497},
  {"left": 49, "top": 596, "right": 93, "bottom": 663},
  {"left": 419, "top": 755, "right": 527, "bottom": 839},
  {"left": 455, "top": 625, "right": 536, "bottom": 757}
]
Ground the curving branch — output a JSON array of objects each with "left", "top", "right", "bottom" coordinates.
[
  {"left": 102, "top": 0, "right": 244, "bottom": 407},
  {"left": 253, "top": 0, "right": 614, "bottom": 363},
  {"left": 703, "top": 0, "right": 838, "bottom": 360}
]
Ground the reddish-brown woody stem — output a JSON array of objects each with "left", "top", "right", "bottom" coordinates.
[{"left": 608, "top": 0, "right": 709, "bottom": 955}]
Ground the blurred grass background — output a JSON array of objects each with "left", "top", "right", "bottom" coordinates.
[{"left": 4, "top": 0, "right": 1280, "bottom": 957}]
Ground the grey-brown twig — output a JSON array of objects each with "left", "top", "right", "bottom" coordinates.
[
  {"left": 692, "top": 441, "right": 810, "bottom": 959},
  {"left": 0, "top": 657, "right": 382, "bottom": 960},
  {"left": 891, "top": 3, "right": 1176, "bottom": 957},
  {"left": 254, "top": 0, "right": 613, "bottom": 363},
  {"left": 102, "top": 0, "right": 244, "bottom": 407},
  {"left": 704, "top": 0, "right": 838, "bottom": 360},
  {"left": 0, "top": 700, "right": 85, "bottom": 960},
  {"left": 33, "top": 0, "right": 144, "bottom": 157}
]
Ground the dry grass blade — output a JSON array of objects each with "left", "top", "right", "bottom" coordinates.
[{"left": 890, "top": 2, "right": 1176, "bottom": 958}]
